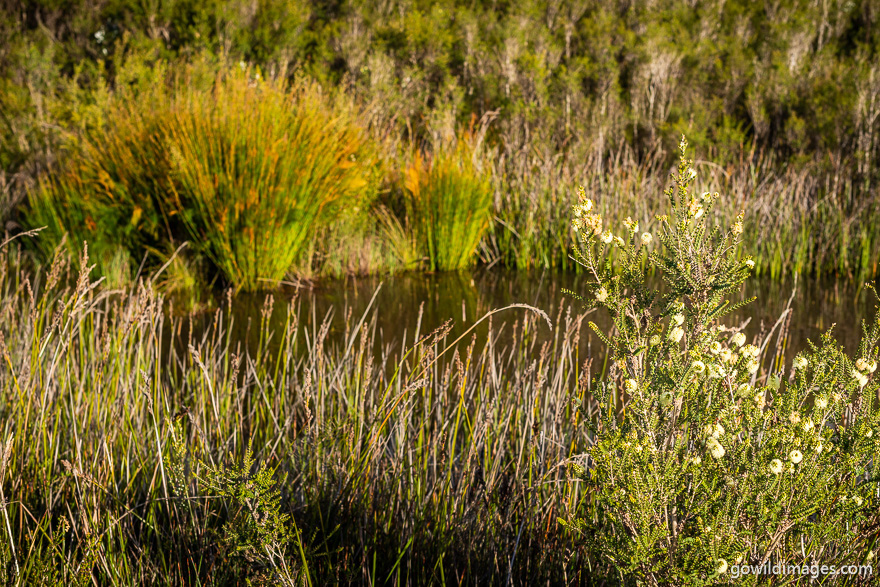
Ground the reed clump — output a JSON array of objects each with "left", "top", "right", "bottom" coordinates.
[
  {"left": 0, "top": 239, "right": 592, "bottom": 584},
  {"left": 403, "top": 131, "right": 493, "bottom": 271},
  {"left": 27, "top": 65, "right": 379, "bottom": 292},
  {"left": 168, "top": 71, "right": 378, "bottom": 291}
]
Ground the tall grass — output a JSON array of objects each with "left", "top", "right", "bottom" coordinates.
[
  {"left": 168, "top": 72, "right": 378, "bottom": 291},
  {"left": 26, "top": 75, "right": 175, "bottom": 284},
  {"left": 403, "top": 133, "right": 493, "bottom": 272},
  {"left": 486, "top": 139, "right": 880, "bottom": 280},
  {"left": 0, "top": 242, "right": 595, "bottom": 584},
  {"left": 26, "top": 65, "right": 378, "bottom": 292}
]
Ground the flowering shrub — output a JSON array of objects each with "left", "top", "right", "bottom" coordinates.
[{"left": 563, "top": 137, "right": 880, "bottom": 585}]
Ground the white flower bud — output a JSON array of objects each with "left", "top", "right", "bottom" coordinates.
[
  {"left": 706, "top": 436, "right": 725, "bottom": 459},
  {"left": 668, "top": 327, "right": 684, "bottom": 343}
]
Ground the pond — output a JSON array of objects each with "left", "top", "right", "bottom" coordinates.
[{"left": 186, "top": 269, "right": 880, "bottom": 368}]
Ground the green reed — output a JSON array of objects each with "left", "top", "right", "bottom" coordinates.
[
  {"left": 0, "top": 242, "right": 598, "bottom": 585},
  {"left": 403, "top": 134, "right": 493, "bottom": 272}
]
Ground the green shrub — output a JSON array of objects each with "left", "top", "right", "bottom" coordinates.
[
  {"left": 563, "top": 137, "right": 880, "bottom": 585},
  {"left": 403, "top": 133, "right": 492, "bottom": 271}
]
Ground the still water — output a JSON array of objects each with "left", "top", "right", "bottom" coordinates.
[{"left": 200, "top": 270, "right": 879, "bottom": 365}]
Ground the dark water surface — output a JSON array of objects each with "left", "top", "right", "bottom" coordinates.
[{"left": 192, "top": 270, "right": 879, "bottom": 366}]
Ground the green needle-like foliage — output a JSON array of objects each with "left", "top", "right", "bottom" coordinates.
[{"left": 564, "top": 136, "right": 880, "bottom": 585}]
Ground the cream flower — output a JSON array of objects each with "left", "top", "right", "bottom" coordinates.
[
  {"left": 595, "top": 287, "right": 608, "bottom": 302},
  {"left": 730, "top": 332, "right": 746, "bottom": 347},
  {"left": 659, "top": 391, "right": 674, "bottom": 407},
  {"left": 743, "top": 344, "right": 760, "bottom": 359},
  {"left": 853, "top": 369, "right": 869, "bottom": 388},
  {"left": 737, "top": 383, "right": 752, "bottom": 397},
  {"left": 853, "top": 496, "right": 863, "bottom": 506},
  {"left": 709, "top": 342, "right": 722, "bottom": 355},
  {"left": 788, "top": 412, "right": 801, "bottom": 425},
  {"left": 668, "top": 327, "right": 684, "bottom": 343},
  {"left": 855, "top": 358, "right": 869, "bottom": 372},
  {"left": 691, "top": 455, "right": 702, "bottom": 465},
  {"left": 673, "top": 313, "right": 685, "bottom": 326},
  {"left": 640, "top": 232, "right": 652, "bottom": 245},
  {"left": 731, "top": 221, "right": 743, "bottom": 235},
  {"left": 802, "top": 419, "right": 814, "bottom": 432},
  {"left": 815, "top": 443, "right": 823, "bottom": 454},
  {"left": 745, "top": 259, "right": 755, "bottom": 269},
  {"left": 754, "top": 392, "right": 766, "bottom": 409},
  {"left": 708, "top": 364, "right": 726, "bottom": 379},
  {"left": 815, "top": 397, "right": 828, "bottom": 410},
  {"left": 692, "top": 360, "right": 706, "bottom": 374},
  {"left": 707, "top": 436, "right": 725, "bottom": 459},
  {"left": 625, "top": 379, "right": 639, "bottom": 393},
  {"left": 769, "top": 459, "right": 784, "bottom": 474},
  {"left": 705, "top": 423, "right": 724, "bottom": 438},
  {"left": 600, "top": 230, "right": 614, "bottom": 244},
  {"left": 747, "top": 359, "right": 760, "bottom": 374},
  {"left": 649, "top": 335, "right": 661, "bottom": 346},
  {"left": 869, "top": 360, "right": 878, "bottom": 373},
  {"left": 716, "top": 559, "right": 728, "bottom": 574},
  {"left": 793, "top": 356, "right": 808, "bottom": 370},
  {"left": 615, "top": 236, "right": 625, "bottom": 247},
  {"left": 789, "top": 449, "right": 803, "bottom": 464}
]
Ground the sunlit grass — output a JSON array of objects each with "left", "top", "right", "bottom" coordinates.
[{"left": 403, "top": 133, "right": 493, "bottom": 272}]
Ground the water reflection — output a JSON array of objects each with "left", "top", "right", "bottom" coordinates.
[{"left": 192, "top": 270, "right": 879, "bottom": 364}]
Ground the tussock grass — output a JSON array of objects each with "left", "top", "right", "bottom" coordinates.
[
  {"left": 169, "top": 72, "right": 378, "bottom": 291},
  {"left": 403, "top": 133, "right": 493, "bottom": 272},
  {"left": 27, "top": 65, "right": 378, "bottom": 292}
]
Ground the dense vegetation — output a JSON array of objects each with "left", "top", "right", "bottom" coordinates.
[
  {"left": 1, "top": 143, "right": 878, "bottom": 585},
  {"left": 2, "top": 0, "right": 880, "bottom": 287}
]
